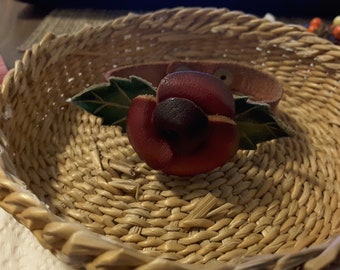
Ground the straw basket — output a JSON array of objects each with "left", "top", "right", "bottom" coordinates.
[{"left": 1, "top": 7, "right": 340, "bottom": 270}]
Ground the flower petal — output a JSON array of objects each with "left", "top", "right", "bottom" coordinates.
[
  {"left": 126, "top": 95, "right": 173, "bottom": 169},
  {"left": 157, "top": 71, "right": 235, "bottom": 117}
]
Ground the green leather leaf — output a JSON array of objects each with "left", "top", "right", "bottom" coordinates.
[
  {"left": 70, "top": 76, "right": 156, "bottom": 130},
  {"left": 234, "top": 96, "right": 294, "bottom": 150}
]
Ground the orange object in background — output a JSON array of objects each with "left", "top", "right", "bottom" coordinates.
[
  {"left": 333, "top": 25, "right": 340, "bottom": 39},
  {"left": 307, "top": 17, "right": 322, "bottom": 32},
  {"left": 307, "top": 24, "right": 318, "bottom": 32},
  {"left": 310, "top": 17, "right": 322, "bottom": 28}
]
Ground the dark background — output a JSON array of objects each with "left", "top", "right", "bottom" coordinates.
[{"left": 17, "top": 0, "right": 340, "bottom": 18}]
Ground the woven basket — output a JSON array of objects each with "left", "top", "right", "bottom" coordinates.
[{"left": 1, "top": 7, "right": 340, "bottom": 270}]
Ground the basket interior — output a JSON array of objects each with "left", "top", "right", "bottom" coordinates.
[{"left": 1, "top": 8, "right": 340, "bottom": 267}]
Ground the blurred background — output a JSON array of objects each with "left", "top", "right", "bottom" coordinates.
[{"left": 16, "top": 0, "right": 340, "bottom": 17}]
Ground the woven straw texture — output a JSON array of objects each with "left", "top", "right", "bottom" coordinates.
[{"left": 1, "top": 7, "right": 340, "bottom": 270}]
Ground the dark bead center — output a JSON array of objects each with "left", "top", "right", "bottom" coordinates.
[{"left": 152, "top": 97, "right": 210, "bottom": 153}]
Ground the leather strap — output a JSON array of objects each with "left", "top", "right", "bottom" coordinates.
[{"left": 105, "top": 60, "right": 283, "bottom": 110}]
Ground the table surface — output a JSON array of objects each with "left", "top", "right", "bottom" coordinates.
[{"left": 0, "top": 0, "right": 50, "bottom": 69}]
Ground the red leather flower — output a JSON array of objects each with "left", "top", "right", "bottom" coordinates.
[{"left": 126, "top": 71, "right": 240, "bottom": 176}]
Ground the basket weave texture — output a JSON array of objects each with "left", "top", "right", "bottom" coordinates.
[{"left": 1, "top": 7, "right": 340, "bottom": 270}]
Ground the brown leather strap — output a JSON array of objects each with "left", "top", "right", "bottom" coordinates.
[{"left": 105, "top": 60, "right": 283, "bottom": 110}]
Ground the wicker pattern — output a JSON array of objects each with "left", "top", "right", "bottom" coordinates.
[{"left": 1, "top": 7, "right": 340, "bottom": 269}]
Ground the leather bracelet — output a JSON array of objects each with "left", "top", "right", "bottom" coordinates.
[{"left": 105, "top": 60, "right": 283, "bottom": 110}]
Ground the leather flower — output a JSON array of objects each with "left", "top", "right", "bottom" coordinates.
[{"left": 126, "top": 71, "right": 240, "bottom": 176}]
